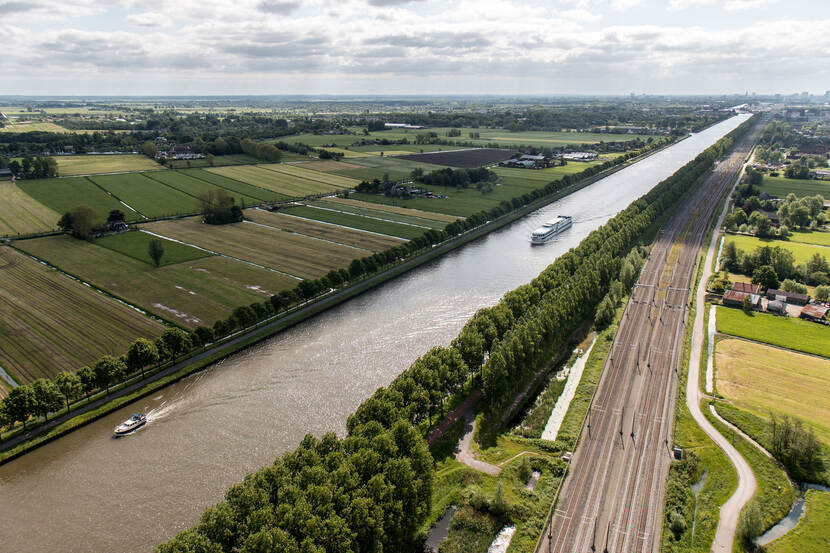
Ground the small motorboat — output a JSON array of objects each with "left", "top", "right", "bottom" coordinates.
[{"left": 114, "top": 413, "right": 147, "bottom": 437}]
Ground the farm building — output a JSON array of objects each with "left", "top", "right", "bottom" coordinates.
[
  {"left": 766, "top": 288, "right": 809, "bottom": 305},
  {"left": 767, "top": 300, "right": 787, "bottom": 315},
  {"left": 815, "top": 169, "right": 830, "bottom": 180},
  {"left": 800, "top": 304, "right": 829, "bottom": 322},
  {"left": 562, "top": 152, "right": 598, "bottom": 161},
  {"left": 732, "top": 282, "right": 761, "bottom": 295},
  {"left": 723, "top": 289, "right": 761, "bottom": 309}
]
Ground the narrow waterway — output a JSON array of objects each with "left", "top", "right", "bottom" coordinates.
[{"left": 0, "top": 115, "right": 750, "bottom": 553}]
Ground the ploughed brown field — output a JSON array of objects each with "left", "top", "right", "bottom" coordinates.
[{"left": 396, "top": 148, "right": 514, "bottom": 168}]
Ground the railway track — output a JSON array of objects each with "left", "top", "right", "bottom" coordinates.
[{"left": 540, "top": 122, "right": 761, "bottom": 553}]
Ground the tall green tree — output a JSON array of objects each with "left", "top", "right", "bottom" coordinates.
[
  {"left": 54, "top": 371, "right": 82, "bottom": 413},
  {"left": 4, "top": 385, "right": 36, "bottom": 430},
  {"left": 148, "top": 238, "right": 165, "bottom": 267},
  {"left": 32, "top": 378, "right": 63, "bottom": 422},
  {"left": 161, "top": 327, "right": 192, "bottom": 358},
  {"left": 78, "top": 365, "right": 96, "bottom": 400},
  {"left": 126, "top": 338, "right": 159, "bottom": 379},
  {"left": 94, "top": 355, "right": 126, "bottom": 395}
]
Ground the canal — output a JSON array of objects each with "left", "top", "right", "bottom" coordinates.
[{"left": 0, "top": 114, "right": 750, "bottom": 553}]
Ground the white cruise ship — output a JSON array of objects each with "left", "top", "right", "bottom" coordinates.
[{"left": 530, "top": 215, "right": 572, "bottom": 244}]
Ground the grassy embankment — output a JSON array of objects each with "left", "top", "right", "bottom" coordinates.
[{"left": 765, "top": 490, "right": 830, "bottom": 553}]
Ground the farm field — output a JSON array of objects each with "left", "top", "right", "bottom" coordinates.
[
  {"left": 0, "top": 122, "right": 71, "bottom": 133},
  {"left": 206, "top": 165, "right": 333, "bottom": 198},
  {"left": 0, "top": 181, "right": 60, "bottom": 236},
  {"left": 315, "top": 147, "right": 375, "bottom": 158},
  {"left": 277, "top": 128, "right": 657, "bottom": 149},
  {"left": 348, "top": 144, "right": 465, "bottom": 154},
  {"left": 724, "top": 233, "right": 829, "bottom": 265},
  {"left": 310, "top": 199, "right": 448, "bottom": 229},
  {"left": 245, "top": 209, "right": 405, "bottom": 251},
  {"left": 89, "top": 173, "right": 200, "bottom": 218},
  {"left": 396, "top": 148, "right": 513, "bottom": 168},
  {"left": 323, "top": 196, "right": 458, "bottom": 223},
  {"left": 258, "top": 163, "right": 360, "bottom": 189},
  {"left": 493, "top": 163, "right": 600, "bottom": 187},
  {"left": 787, "top": 229, "right": 830, "bottom": 247},
  {"left": 337, "top": 155, "right": 453, "bottom": 182},
  {"left": 294, "top": 160, "right": 363, "bottom": 173},
  {"left": 142, "top": 170, "right": 261, "bottom": 208},
  {"left": 56, "top": 154, "right": 164, "bottom": 176},
  {"left": 765, "top": 490, "right": 830, "bottom": 553},
  {"left": 715, "top": 306, "right": 830, "bottom": 358},
  {"left": 18, "top": 176, "right": 130, "bottom": 219},
  {"left": 165, "top": 154, "right": 260, "bottom": 169},
  {"left": 282, "top": 205, "right": 427, "bottom": 240},
  {"left": 144, "top": 218, "right": 364, "bottom": 279},
  {"left": 758, "top": 175, "right": 830, "bottom": 198},
  {"left": 0, "top": 245, "right": 164, "bottom": 384},
  {"left": 16, "top": 235, "right": 295, "bottom": 329},
  {"left": 178, "top": 168, "right": 285, "bottom": 202},
  {"left": 96, "top": 231, "right": 211, "bottom": 266},
  {"left": 715, "top": 337, "right": 830, "bottom": 445}
]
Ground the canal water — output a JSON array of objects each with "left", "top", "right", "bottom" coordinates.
[{"left": 0, "top": 115, "right": 750, "bottom": 553}]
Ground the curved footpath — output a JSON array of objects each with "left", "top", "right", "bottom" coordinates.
[{"left": 686, "top": 160, "right": 756, "bottom": 553}]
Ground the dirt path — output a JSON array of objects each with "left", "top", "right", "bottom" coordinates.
[
  {"left": 686, "top": 162, "right": 756, "bottom": 553},
  {"left": 455, "top": 407, "right": 501, "bottom": 476}
]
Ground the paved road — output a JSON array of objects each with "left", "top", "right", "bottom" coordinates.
[
  {"left": 455, "top": 407, "right": 501, "bottom": 476},
  {"left": 539, "top": 122, "right": 760, "bottom": 553},
  {"left": 686, "top": 138, "right": 760, "bottom": 553}
]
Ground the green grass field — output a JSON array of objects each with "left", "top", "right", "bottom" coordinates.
[
  {"left": 716, "top": 337, "right": 830, "bottom": 446},
  {"left": 0, "top": 245, "right": 164, "bottom": 383},
  {"left": 493, "top": 163, "right": 599, "bottom": 187},
  {"left": 164, "top": 154, "right": 260, "bottom": 170},
  {"left": 95, "top": 231, "right": 211, "bottom": 267},
  {"left": 244, "top": 209, "right": 405, "bottom": 251},
  {"left": 258, "top": 163, "right": 360, "bottom": 189},
  {"left": 18, "top": 176, "right": 129, "bottom": 219},
  {"left": 324, "top": 196, "right": 457, "bottom": 223},
  {"left": 281, "top": 205, "right": 426, "bottom": 240},
  {"left": 759, "top": 175, "right": 830, "bottom": 198},
  {"left": 89, "top": 173, "right": 200, "bottom": 218},
  {"left": 311, "top": 199, "right": 448, "bottom": 229},
  {"left": 142, "top": 170, "right": 261, "bottom": 208},
  {"left": 144, "top": 218, "right": 366, "bottom": 279},
  {"left": 0, "top": 181, "right": 60, "bottom": 236},
  {"left": 179, "top": 168, "right": 285, "bottom": 202},
  {"left": 715, "top": 306, "right": 830, "bottom": 358},
  {"left": 765, "top": 490, "right": 830, "bottom": 553},
  {"left": 206, "top": 165, "right": 334, "bottom": 198},
  {"left": 56, "top": 154, "right": 164, "bottom": 176},
  {"left": 0, "top": 122, "right": 71, "bottom": 133},
  {"left": 724, "top": 234, "right": 830, "bottom": 265},
  {"left": 787, "top": 229, "right": 830, "bottom": 247},
  {"left": 16, "top": 235, "right": 296, "bottom": 330}
]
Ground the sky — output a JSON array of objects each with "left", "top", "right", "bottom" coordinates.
[{"left": 1, "top": 0, "right": 829, "bottom": 96}]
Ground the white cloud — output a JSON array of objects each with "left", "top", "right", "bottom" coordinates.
[{"left": 126, "top": 12, "right": 172, "bottom": 27}]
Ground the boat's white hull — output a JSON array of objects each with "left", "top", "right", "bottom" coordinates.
[{"left": 530, "top": 220, "right": 572, "bottom": 244}]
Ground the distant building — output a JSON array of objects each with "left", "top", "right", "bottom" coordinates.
[
  {"left": 815, "top": 169, "right": 830, "bottom": 180},
  {"left": 800, "top": 304, "right": 829, "bottom": 322},
  {"left": 562, "top": 152, "right": 598, "bottom": 162},
  {"left": 767, "top": 300, "right": 787, "bottom": 315},
  {"left": 520, "top": 154, "right": 546, "bottom": 161},
  {"left": 723, "top": 290, "right": 761, "bottom": 309},
  {"left": 766, "top": 289, "right": 809, "bottom": 305},
  {"left": 384, "top": 123, "right": 423, "bottom": 129},
  {"left": 732, "top": 282, "right": 761, "bottom": 295}
]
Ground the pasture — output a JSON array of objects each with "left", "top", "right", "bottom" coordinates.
[
  {"left": 787, "top": 229, "right": 830, "bottom": 247},
  {"left": 96, "top": 231, "right": 211, "bottom": 266},
  {"left": 0, "top": 181, "right": 60, "bottom": 236},
  {"left": 206, "top": 166, "right": 332, "bottom": 198},
  {"left": 56, "top": 154, "right": 164, "bottom": 176},
  {"left": 311, "top": 199, "right": 448, "bottom": 229},
  {"left": 16, "top": 236, "right": 296, "bottom": 329},
  {"left": 282, "top": 205, "right": 427, "bottom": 240},
  {"left": 90, "top": 173, "right": 200, "bottom": 218},
  {"left": 143, "top": 170, "right": 261, "bottom": 208},
  {"left": 0, "top": 122, "right": 71, "bottom": 133},
  {"left": 396, "top": 148, "right": 514, "bottom": 168},
  {"left": 144, "top": 218, "right": 365, "bottom": 279},
  {"left": 0, "top": 245, "right": 164, "bottom": 383},
  {"left": 164, "top": 154, "right": 260, "bottom": 170},
  {"left": 179, "top": 168, "right": 285, "bottom": 202},
  {"left": 765, "top": 490, "right": 830, "bottom": 553},
  {"left": 18, "top": 176, "right": 129, "bottom": 219},
  {"left": 245, "top": 209, "right": 405, "bottom": 251},
  {"left": 493, "top": 163, "right": 600, "bottom": 187},
  {"left": 258, "top": 163, "right": 360, "bottom": 189},
  {"left": 338, "top": 155, "right": 453, "bottom": 183},
  {"left": 316, "top": 147, "right": 375, "bottom": 158},
  {"left": 715, "top": 306, "right": 830, "bottom": 358},
  {"left": 296, "top": 160, "right": 363, "bottom": 173},
  {"left": 323, "top": 196, "right": 458, "bottom": 223},
  {"left": 715, "top": 337, "right": 830, "bottom": 446},
  {"left": 759, "top": 175, "right": 830, "bottom": 198},
  {"left": 724, "top": 234, "right": 829, "bottom": 266}
]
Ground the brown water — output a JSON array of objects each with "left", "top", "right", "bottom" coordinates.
[{"left": 0, "top": 115, "right": 750, "bottom": 553}]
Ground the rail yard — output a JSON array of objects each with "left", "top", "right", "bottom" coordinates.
[{"left": 541, "top": 120, "right": 762, "bottom": 553}]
